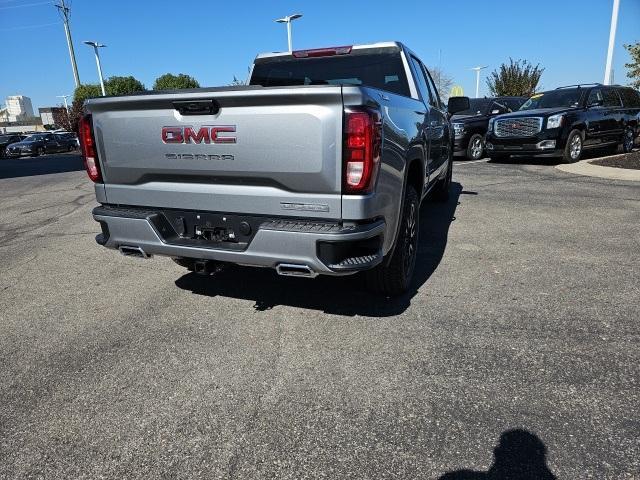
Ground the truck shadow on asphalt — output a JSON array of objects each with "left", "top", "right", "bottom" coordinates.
[
  {"left": 175, "top": 182, "right": 463, "bottom": 316},
  {"left": 437, "top": 429, "right": 556, "bottom": 480},
  {"left": 0, "top": 153, "right": 84, "bottom": 179}
]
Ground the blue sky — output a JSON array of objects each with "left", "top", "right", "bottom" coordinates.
[{"left": 1, "top": 0, "right": 639, "bottom": 111}]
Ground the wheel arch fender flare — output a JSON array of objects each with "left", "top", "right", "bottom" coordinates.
[
  {"left": 383, "top": 153, "right": 425, "bottom": 267},
  {"left": 569, "top": 123, "right": 587, "bottom": 139}
]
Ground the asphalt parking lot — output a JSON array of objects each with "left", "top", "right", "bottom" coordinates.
[{"left": 1, "top": 153, "right": 638, "bottom": 479}]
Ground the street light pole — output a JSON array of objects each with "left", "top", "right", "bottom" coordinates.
[
  {"left": 604, "top": 0, "right": 620, "bottom": 85},
  {"left": 84, "top": 41, "right": 107, "bottom": 96},
  {"left": 55, "top": 0, "right": 80, "bottom": 88},
  {"left": 56, "top": 95, "right": 70, "bottom": 110},
  {"left": 471, "top": 66, "right": 488, "bottom": 98},
  {"left": 275, "top": 14, "right": 302, "bottom": 53}
]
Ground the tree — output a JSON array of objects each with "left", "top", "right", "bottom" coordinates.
[
  {"left": 153, "top": 73, "right": 200, "bottom": 90},
  {"left": 429, "top": 66, "right": 454, "bottom": 100},
  {"left": 52, "top": 106, "right": 73, "bottom": 131},
  {"left": 63, "top": 84, "right": 102, "bottom": 132},
  {"left": 105, "top": 76, "right": 146, "bottom": 96},
  {"left": 63, "top": 77, "right": 146, "bottom": 132},
  {"left": 486, "top": 58, "right": 544, "bottom": 97},
  {"left": 624, "top": 42, "right": 640, "bottom": 89},
  {"left": 74, "top": 84, "right": 102, "bottom": 105}
]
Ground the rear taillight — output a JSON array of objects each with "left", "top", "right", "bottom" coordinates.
[
  {"left": 79, "top": 114, "right": 102, "bottom": 183},
  {"left": 343, "top": 109, "right": 382, "bottom": 194}
]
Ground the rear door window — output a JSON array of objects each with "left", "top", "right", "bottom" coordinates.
[
  {"left": 423, "top": 67, "right": 442, "bottom": 109},
  {"left": 618, "top": 88, "right": 640, "bottom": 108},
  {"left": 603, "top": 88, "right": 622, "bottom": 108},
  {"left": 409, "top": 55, "right": 433, "bottom": 104}
]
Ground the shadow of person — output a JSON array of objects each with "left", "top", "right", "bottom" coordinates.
[
  {"left": 439, "top": 429, "right": 556, "bottom": 480},
  {"left": 174, "top": 182, "right": 463, "bottom": 317}
]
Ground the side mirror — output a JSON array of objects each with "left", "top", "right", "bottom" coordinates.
[{"left": 447, "top": 96, "right": 470, "bottom": 114}]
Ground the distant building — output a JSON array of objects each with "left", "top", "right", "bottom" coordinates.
[
  {"left": 39, "top": 107, "right": 66, "bottom": 126},
  {"left": 5, "top": 95, "right": 34, "bottom": 122}
]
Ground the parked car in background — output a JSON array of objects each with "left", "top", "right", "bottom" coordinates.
[
  {"left": 6, "top": 133, "right": 70, "bottom": 157},
  {"left": 54, "top": 132, "right": 80, "bottom": 150},
  {"left": 452, "top": 96, "right": 526, "bottom": 160},
  {"left": 485, "top": 84, "right": 640, "bottom": 163},
  {"left": 0, "top": 134, "right": 26, "bottom": 158},
  {"left": 85, "top": 41, "right": 470, "bottom": 295}
]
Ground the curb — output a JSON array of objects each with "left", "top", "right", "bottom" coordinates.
[{"left": 556, "top": 152, "right": 640, "bottom": 182}]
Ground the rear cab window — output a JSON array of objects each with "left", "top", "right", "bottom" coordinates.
[{"left": 250, "top": 48, "right": 411, "bottom": 97}]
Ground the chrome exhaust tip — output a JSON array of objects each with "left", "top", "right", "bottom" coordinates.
[
  {"left": 275, "top": 263, "right": 317, "bottom": 278},
  {"left": 118, "top": 245, "right": 150, "bottom": 259}
]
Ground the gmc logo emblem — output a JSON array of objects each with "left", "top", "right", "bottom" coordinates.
[{"left": 162, "top": 126, "right": 236, "bottom": 144}]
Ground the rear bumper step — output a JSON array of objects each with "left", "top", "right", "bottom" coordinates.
[{"left": 92, "top": 205, "right": 385, "bottom": 276}]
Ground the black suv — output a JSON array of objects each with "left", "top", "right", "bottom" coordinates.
[
  {"left": 485, "top": 84, "right": 640, "bottom": 163},
  {"left": 452, "top": 96, "right": 526, "bottom": 160}
]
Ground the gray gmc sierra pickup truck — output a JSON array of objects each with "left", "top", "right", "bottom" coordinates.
[{"left": 83, "top": 41, "right": 469, "bottom": 295}]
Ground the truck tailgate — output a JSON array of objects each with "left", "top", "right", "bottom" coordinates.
[{"left": 86, "top": 86, "right": 344, "bottom": 219}]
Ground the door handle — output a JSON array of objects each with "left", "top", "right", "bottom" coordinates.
[
  {"left": 415, "top": 111, "right": 426, "bottom": 115},
  {"left": 173, "top": 99, "right": 219, "bottom": 115},
  {"left": 379, "top": 93, "right": 390, "bottom": 101}
]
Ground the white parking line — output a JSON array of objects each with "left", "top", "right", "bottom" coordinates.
[{"left": 454, "top": 158, "right": 490, "bottom": 165}]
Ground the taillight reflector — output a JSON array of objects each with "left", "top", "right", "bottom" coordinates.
[
  {"left": 292, "top": 46, "right": 352, "bottom": 58},
  {"left": 344, "top": 109, "right": 382, "bottom": 194},
  {"left": 79, "top": 114, "right": 102, "bottom": 183}
]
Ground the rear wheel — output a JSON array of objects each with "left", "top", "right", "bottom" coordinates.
[
  {"left": 466, "top": 134, "right": 485, "bottom": 160},
  {"left": 366, "top": 185, "right": 419, "bottom": 296},
  {"left": 563, "top": 130, "right": 583, "bottom": 163},
  {"left": 622, "top": 127, "right": 635, "bottom": 153}
]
